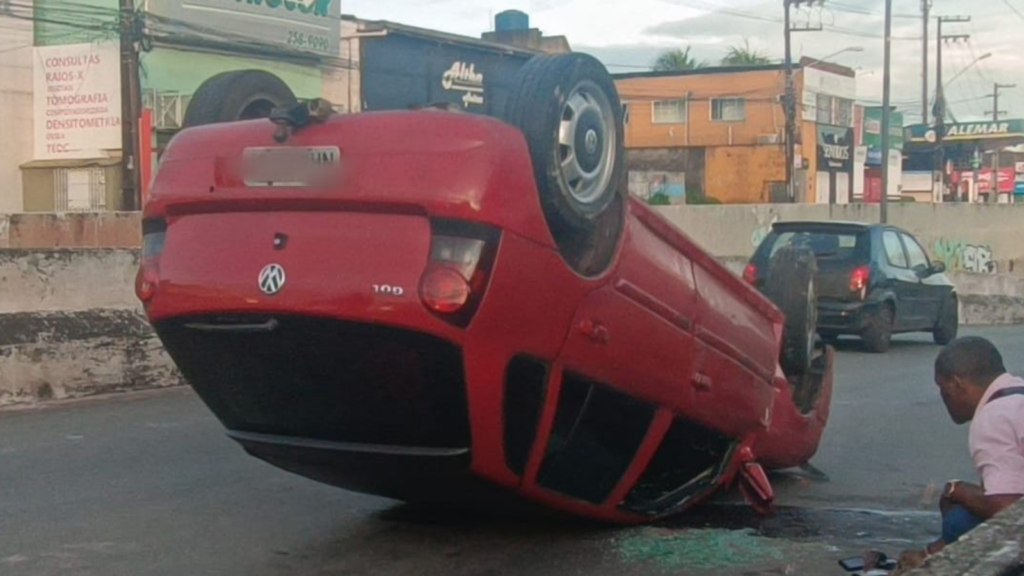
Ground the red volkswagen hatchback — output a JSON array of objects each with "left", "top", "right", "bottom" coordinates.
[{"left": 137, "top": 53, "right": 833, "bottom": 524}]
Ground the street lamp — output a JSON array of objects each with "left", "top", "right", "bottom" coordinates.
[
  {"left": 803, "top": 46, "right": 865, "bottom": 68},
  {"left": 943, "top": 52, "right": 992, "bottom": 90}
]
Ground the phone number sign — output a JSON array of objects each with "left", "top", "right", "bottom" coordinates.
[{"left": 150, "top": 0, "right": 341, "bottom": 57}]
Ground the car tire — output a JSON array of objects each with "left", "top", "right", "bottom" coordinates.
[
  {"left": 503, "top": 53, "right": 626, "bottom": 239},
  {"left": 182, "top": 70, "right": 297, "bottom": 128},
  {"left": 764, "top": 245, "right": 819, "bottom": 376},
  {"left": 933, "top": 296, "right": 959, "bottom": 346},
  {"left": 862, "top": 303, "right": 894, "bottom": 354}
]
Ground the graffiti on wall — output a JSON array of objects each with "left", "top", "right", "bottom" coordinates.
[
  {"left": 750, "top": 214, "right": 780, "bottom": 248},
  {"left": 934, "top": 238, "right": 997, "bottom": 275},
  {"left": 628, "top": 171, "right": 686, "bottom": 205}
]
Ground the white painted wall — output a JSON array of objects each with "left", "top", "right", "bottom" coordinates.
[{"left": 0, "top": 5, "right": 33, "bottom": 213}]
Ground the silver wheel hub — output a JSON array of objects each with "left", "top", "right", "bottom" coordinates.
[{"left": 558, "top": 81, "right": 617, "bottom": 206}]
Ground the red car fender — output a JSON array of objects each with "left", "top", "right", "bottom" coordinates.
[{"left": 751, "top": 346, "right": 835, "bottom": 470}]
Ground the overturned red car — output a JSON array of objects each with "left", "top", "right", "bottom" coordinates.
[{"left": 137, "top": 53, "right": 833, "bottom": 524}]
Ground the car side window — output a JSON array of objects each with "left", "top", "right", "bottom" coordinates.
[
  {"left": 882, "top": 231, "right": 908, "bottom": 268},
  {"left": 901, "top": 234, "right": 930, "bottom": 271}
]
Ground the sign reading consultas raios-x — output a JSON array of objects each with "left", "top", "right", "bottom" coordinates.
[{"left": 146, "top": 0, "right": 342, "bottom": 57}]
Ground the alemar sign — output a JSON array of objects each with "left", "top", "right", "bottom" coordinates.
[
  {"left": 147, "top": 0, "right": 341, "bottom": 56},
  {"left": 817, "top": 125, "right": 853, "bottom": 172},
  {"left": 441, "top": 62, "right": 485, "bottom": 108},
  {"left": 33, "top": 42, "right": 122, "bottom": 160},
  {"left": 906, "top": 120, "right": 1024, "bottom": 144}
]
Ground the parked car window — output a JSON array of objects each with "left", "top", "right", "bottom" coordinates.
[
  {"left": 882, "top": 231, "right": 908, "bottom": 268},
  {"left": 769, "top": 231, "right": 864, "bottom": 261},
  {"left": 901, "top": 234, "right": 930, "bottom": 271}
]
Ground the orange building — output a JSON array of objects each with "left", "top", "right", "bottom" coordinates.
[{"left": 615, "top": 61, "right": 858, "bottom": 205}]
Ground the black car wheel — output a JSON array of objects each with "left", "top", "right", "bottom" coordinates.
[
  {"left": 183, "top": 70, "right": 297, "bottom": 128},
  {"left": 862, "top": 303, "right": 894, "bottom": 354},
  {"left": 933, "top": 296, "right": 959, "bottom": 346},
  {"left": 764, "top": 245, "right": 819, "bottom": 376},
  {"left": 503, "top": 53, "right": 625, "bottom": 243}
]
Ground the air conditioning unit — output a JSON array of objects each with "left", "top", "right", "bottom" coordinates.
[{"left": 757, "top": 134, "right": 781, "bottom": 145}]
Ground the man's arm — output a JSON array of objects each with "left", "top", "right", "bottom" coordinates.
[{"left": 947, "top": 481, "right": 1021, "bottom": 521}]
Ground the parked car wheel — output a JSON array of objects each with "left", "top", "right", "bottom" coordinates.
[
  {"left": 503, "top": 53, "right": 626, "bottom": 241},
  {"left": 862, "top": 303, "right": 894, "bottom": 353},
  {"left": 182, "top": 70, "right": 297, "bottom": 128},
  {"left": 764, "top": 245, "right": 819, "bottom": 376},
  {"left": 933, "top": 296, "right": 959, "bottom": 346}
]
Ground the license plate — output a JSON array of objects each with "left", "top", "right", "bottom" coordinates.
[{"left": 242, "top": 146, "right": 341, "bottom": 187}]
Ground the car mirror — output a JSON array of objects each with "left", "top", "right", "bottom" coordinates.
[{"left": 930, "top": 262, "right": 946, "bottom": 275}]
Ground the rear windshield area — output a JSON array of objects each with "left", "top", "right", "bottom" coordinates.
[{"left": 762, "top": 229, "right": 869, "bottom": 263}]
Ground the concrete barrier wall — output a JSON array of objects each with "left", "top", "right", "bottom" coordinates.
[
  {"left": 655, "top": 203, "right": 1024, "bottom": 276},
  {"left": 0, "top": 249, "right": 181, "bottom": 406},
  {"left": 0, "top": 212, "right": 141, "bottom": 249}
]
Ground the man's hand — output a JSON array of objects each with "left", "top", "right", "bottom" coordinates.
[{"left": 945, "top": 480, "right": 1021, "bottom": 521}]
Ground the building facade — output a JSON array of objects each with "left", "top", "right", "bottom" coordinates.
[
  {"left": 0, "top": 1, "right": 34, "bottom": 213},
  {"left": 615, "top": 60, "right": 858, "bottom": 205}
]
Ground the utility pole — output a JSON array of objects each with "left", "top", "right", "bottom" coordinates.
[
  {"left": 783, "top": 0, "right": 823, "bottom": 204},
  {"left": 881, "top": 0, "right": 893, "bottom": 223},
  {"left": 921, "top": 0, "right": 931, "bottom": 125},
  {"left": 986, "top": 83, "right": 1016, "bottom": 203},
  {"left": 119, "top": 0, "right": 142, "bottom": 211},
  {"left": 933, "top": 15, "right": 970, "bottom": 202}
]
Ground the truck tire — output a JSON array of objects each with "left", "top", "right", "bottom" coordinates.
[
  {"left": 503, "top": 53, "right": 625, "bottom": 239},
  {"left": 182, "top": 70, "right": 297, "bottom": 128},
  {"left": 764, "top": 246, "right": 819, "bottom": 376}
]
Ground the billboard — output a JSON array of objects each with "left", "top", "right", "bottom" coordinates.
[
  {"left": 862, "top": 106, "right": 904, "bottom": 165},
  {"left": 33, "top": 42, "right": 122, "bottom": 160},
  {"left": 146, "top": 0, "right": 342, "bottom": 57}
]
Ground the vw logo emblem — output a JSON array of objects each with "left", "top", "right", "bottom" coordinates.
[
  {"left": 584, "top": 129, "right": 599, "bottom": 154},
  {"left": 258, "top": 264, "right": 286, "bottom": 296}
]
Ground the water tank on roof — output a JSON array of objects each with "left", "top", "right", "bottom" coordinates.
[{"left": 495, "top": 10, "right": 530, "bottom": 32}]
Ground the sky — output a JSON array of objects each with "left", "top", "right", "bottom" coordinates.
[{"left": 343, "top": 0, "right": 1024, "bottom": 124}]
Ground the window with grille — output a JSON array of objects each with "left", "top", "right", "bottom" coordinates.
[
  {"left": 652, "top": 100, "right": 687, "bottom": 124},
  {"left": 711, "top": 97, "right": 746, "bottom": 121},
  {"left": 54, "top": 168, "right": 106, "bottom": 212}
]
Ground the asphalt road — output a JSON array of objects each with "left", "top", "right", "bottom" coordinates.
[{"left": 3, "top": 326, "right": 1024, "bottom": 576}]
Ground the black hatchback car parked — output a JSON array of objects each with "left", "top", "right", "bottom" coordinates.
[{"left": 745, "top": 221, "right": 958, "bottom": 353}]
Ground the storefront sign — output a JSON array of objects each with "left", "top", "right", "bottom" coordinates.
[
  {"left": 147, "top": 0, "right": 341, "bottom": 56},
  {"left": 862, "top": 107, "right": 904, "bottom": 165},
  {"left": 906, "top": 120, "right": 1024, "bottom": 144},
  {"left": 441, "top": 62, "right": 485, "bottom": 107},
  {"left": 817, "top": 126, "right": 853, "bottom": 172},
  {"left": 953, "top": 168, "right": 1016, "bottom": 194},
  {"left": 33, "top": 42, "right": 121, "bottom": 160}
]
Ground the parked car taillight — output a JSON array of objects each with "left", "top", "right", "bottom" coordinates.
[
  {"left": 135, "top": 218, "right": 166, "bottom": 304},
  {"left": 419, "top": 221, "right": 499, "bottom": 327},
  {"left": 742, "top": 263, "right": 758, "bottom": 285},
  {"left": 850, "top": 265, "right": 871, "bottom": 296}
]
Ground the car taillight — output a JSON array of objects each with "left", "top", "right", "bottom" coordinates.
[
  {"left": 850, "top": 265, "right": 871, "bottom": 294},
  {"left": 419, "top": 221, "right": 499, "bottom": 327},
  {"left": 421, "top": 267, "right": 471, "bottom": 314},
  {"left": 135, "top": 218, "right": 166, "bottom": 304},
  {"left": 743, "top": 263, "right": 757, "bottom": 285}
]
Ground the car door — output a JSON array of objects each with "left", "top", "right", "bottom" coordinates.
[
  {"left": 880, "top": 229, "right": 924, "bottom": 329},
  {"left": 901, "top": 232, "right": 943, "bottom": 327}
]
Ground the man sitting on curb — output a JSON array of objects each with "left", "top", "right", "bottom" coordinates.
[{"left": 900, "top": 336, "right": 1024, "bottom": 570}]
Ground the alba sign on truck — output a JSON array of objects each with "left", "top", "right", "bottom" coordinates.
[
  {"left": 148, "top": 0, "right": 341, "bottom": 56},
  {"left": 33, "top": 42, "right": 122, "bottom": 160}
]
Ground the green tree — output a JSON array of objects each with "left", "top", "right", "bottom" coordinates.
[
  {"left": 652, "top": 47, "right": 707, "bottom": 72},
  {"left": 721, "top": 39, "right": 773, "bottom": 66}
]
